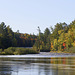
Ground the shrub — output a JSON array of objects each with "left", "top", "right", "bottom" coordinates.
[
  {"left": 64, "top": 47, "right": 75, "bottom": 53},
  {"left": 0, "top": 47, "right": 39, "bottom": 55},
  {"left": 4, "top": 49, "right": 14, "bottom": 55}
]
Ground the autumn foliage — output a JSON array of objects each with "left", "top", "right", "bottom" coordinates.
[{"left": 34, "top": 20, "right": 75, "bottom": 52}]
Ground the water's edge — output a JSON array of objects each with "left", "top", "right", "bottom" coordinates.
[{"left": 0, "top": 52, "right": 75, "bottom": 58}]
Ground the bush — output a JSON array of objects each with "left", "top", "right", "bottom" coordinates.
[
  {"left": 4, "top": 49, "right": 14, "bottom": 55},
  {"left": 14, "top": 48, "right": 26, "bottom": 55},
  {"left": 0, "top": 47, "right": 39, "bottom": 55},
  {"left": 0, "top": 52, "right": 6, "bottom": 55},
  {"left": 64, "top": 47, "right": 75, "bottom": 53}
]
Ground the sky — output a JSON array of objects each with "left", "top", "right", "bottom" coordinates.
[{"left": 0, "top": 0, "right": 75, "bottom": 35}]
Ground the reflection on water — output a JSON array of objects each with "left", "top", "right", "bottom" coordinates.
[{"left": 0, "top": 56, "right": 75, "bottom": 75}]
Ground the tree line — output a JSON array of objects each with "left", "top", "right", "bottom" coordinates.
[
  {"left": 0, "top": 22, "right": 37, "bottom": 50},
  {"left": 0, "top": 20, "right": 75, "bottom": 53},
  {"left": 33, "top": 20, "right": 75, "bottom": 52}
]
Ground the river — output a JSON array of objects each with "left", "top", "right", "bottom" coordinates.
[{"left": 0, "top": 52, "right": 75, "bottom": 75}]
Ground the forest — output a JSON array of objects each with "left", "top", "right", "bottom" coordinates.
[
  {"left": 0, "top": 22, "right": 37, "bottom": 49},
  {"left": 0, "top": 20, "right": 75, "bottom": 54},
  {"left": 0, "top": 22, "right": 38, "bottom": 54},
  {"left": 33, "top": 20, "right": 75, "bottom": 53}
]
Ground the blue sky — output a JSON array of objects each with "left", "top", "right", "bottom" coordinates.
[{"left": 0, "top": 0, "right": 75, "bottom": 34}]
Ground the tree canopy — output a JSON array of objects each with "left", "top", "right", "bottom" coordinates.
[
  {"left": 33, "top": 20, "right": 75, "bottom": 52},
  {"left": 0, "top": 22, "right": 37, "bottom": 50}
]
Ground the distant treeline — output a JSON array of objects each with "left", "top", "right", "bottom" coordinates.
[
  {"left": 0, "top": 22, "right": 37, "bottom": 50},
  {"left": 33, "top": 20, "right": 75, "bottom": 53},
  {"left": 0, "top": 20, "right": 75, "bottom": 53}
]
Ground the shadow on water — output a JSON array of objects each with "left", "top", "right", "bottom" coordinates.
[{"left": 0, "top": 56, "right": 75, "bottom": 75}]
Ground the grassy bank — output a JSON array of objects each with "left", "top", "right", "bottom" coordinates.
[
  {"left": 50, "top": 47, "right": 75, "bottom": 53},
  {"left": 0, "top": 46, "right": 75, "bottom": 55},
  {"left": 64, "top": 47, "right": 75, "bottom": 53},
  {"left": 0, "top": 47, "right": 39, "bottom": 55}
]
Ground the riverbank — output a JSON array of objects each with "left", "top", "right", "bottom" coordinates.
[
  {"left": 0, "top": 52, "right": 75, "bottom": 58},
  {"left": 0, "top": 47, "right": 39, "bottom": 55},
  {"left": 39, "top": 52, "right": 75, "bottom": 56},
  {"left": 0, "top": 47, "right": 75, "bottom": 55},
  {"left": 50, "top": 47, "right": 75, "bottom": 53}
]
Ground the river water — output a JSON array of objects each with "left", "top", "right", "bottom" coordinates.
[{"left": 0, "top": 52, "right": 75, "bottom": 75}]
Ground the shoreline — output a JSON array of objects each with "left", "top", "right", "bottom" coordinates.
[{"left": 0, "top": 52, "right": 75, "bottom": 58}]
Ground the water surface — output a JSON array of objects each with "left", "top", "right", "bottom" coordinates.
[{"left": 0, "top": 53, "right": 75, "bottom": 75}]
